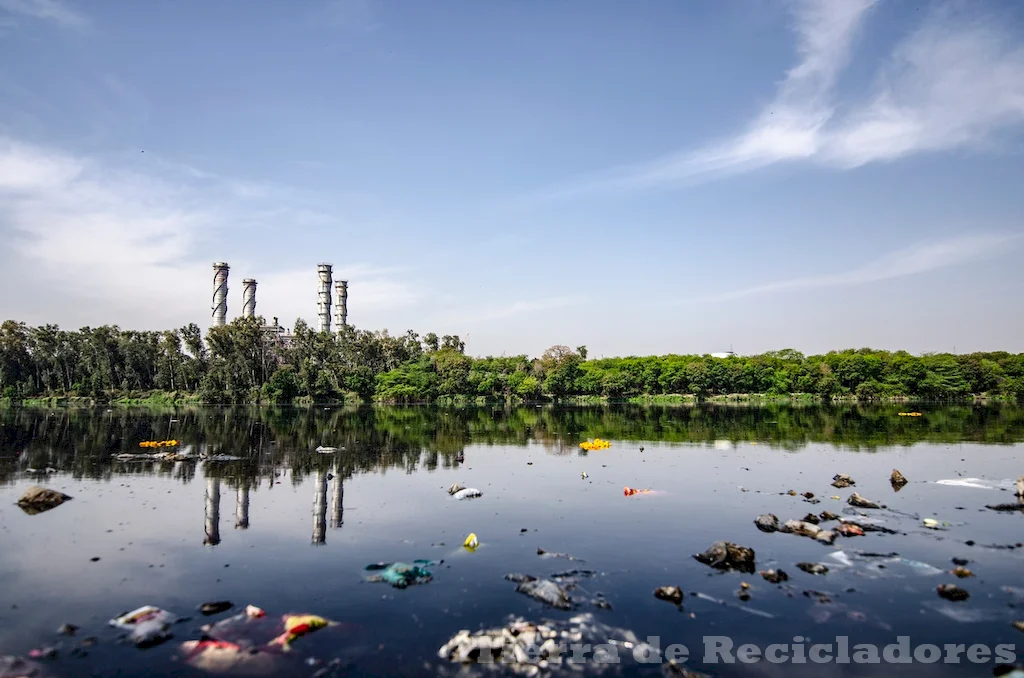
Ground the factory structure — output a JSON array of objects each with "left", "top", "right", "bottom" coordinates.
[{"left": 210, "top": 261, "right": 349, "bottom": 342}]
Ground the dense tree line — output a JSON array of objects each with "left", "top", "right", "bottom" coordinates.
[{"left": 2, "top": 318, "right": 1023, "bottom": 403}]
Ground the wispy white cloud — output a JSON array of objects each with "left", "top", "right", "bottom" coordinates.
[
  {"left": 676, "top": 232, "right": 1021, "bottom": 305},
  {"left": 0, "top": 0, "right": 89, "bottom": 30},
  {"left": 540, "top": 0, "right": 1024, "bottom": 198},
  {"left": 0, "top": 137, "right": 420, "bottom": 331}
]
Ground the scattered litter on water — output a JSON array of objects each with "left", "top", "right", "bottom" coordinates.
[
  {"left": 315, "top": 446, "right": 339, "bottom": 454},
  {"left": 463, "top": 533, "right": 479, "bottom": 551},
  {"left": 109, "top": 605, "right": 179, "bottom": 647},
  {"left": 365, "top": 560, "right": 437, "bottom": 588}
]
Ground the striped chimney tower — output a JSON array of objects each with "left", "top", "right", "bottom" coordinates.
[
  {"left": 317, "top": 264, "right": 333, "bottom": 333},
  {"left": 334, "top": 280, "right": 348, "bottom": 331},
  {"left": 241, "top": 278, "right": 257, "bottom": 319},
  {"left": 212, "top": 262, "right": 229, "bottom": 327}
]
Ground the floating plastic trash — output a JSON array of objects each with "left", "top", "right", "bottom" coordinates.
[
  {"left": 463, "top": 533, "right": 479, "bottom": 552},
  {"left": 623, "top": 486, "right": 651, "bottom": 497},
  {"left": 451, "top": 488, "right": 482, "bottom": 500},
  {"left": 269, "top": 614, "right": 331, "bottom": 649},
  {"left": 139, "top": 440, "right": 178, "bottom": 448},
  {"left": 315, "top": 446, "right": 339, "bottom": 454},
  {"left": 109, "top": 605, "right": 179, "bottom": 647},
  {"left": 936, "top": 477, "right": 1019, "bottom": 490},
  {"left": 365, "top": 560, "right": 437, "bottom": 588},
  {"left": 897, "top": 412, "right": 923, "bottom": 417},
  {"left": 579, "top": 438, "right": 611, "bottom": 451}
]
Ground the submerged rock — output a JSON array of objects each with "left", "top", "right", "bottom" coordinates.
[
  {"left": 819, "top": 511, "right": 840, "bottom": 522},
  {"left": 891, "top": 469, "right": 908, "bottom": 490},
  {"left": 0, "top": 655, "right": 59, "bottom": 678},
  {"left": 796, "top": 562, "right": 829, "bottom": 576},
  {"left": 199, "top": 601, "right": 233, "bottom": 616},
  {"left": 760, "top": 569, "right": 789, "bottom": 584},
  {"left": 693, "top": 541, "right": 755, "bottom": 573},
  {"left": 654, "top": 586, "right": 683, "bottom": 605},
  {"left": 16, "top": 485, "right": 71, "bottom": 515},
  {"left": 848, "top": 492, "right": 881, "bottom": 509},
  {"left": 515, "top": 578, "right": 574, "bottom": 610},
  {"left": 937, "top": 584, "right": 970, "bottom": 601},
  {"left": 754, "top": 514, "right": 779, "bottom": 533},
  {"left": 831, "top": 474, "right": 855, "bottom": 489},
  {"left": 986, "top": 503, "right": 1024, "bottom": 513},
  {"left": 802, "top": 513, "right": 821, "bottom": 525}
]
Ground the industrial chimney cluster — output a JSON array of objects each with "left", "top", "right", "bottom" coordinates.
[{"left": 210, "top": 261, "right": 349, "bottom": 334}]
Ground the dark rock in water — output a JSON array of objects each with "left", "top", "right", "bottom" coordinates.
[
  {"left": 802, "top": 492, "right": 815, "bottom": 499},
  {"left": 199, "top": 601, "right": 233, "bottom": 616},
  {"left": 815, "top": 530, "right": 838, "bottom": 545},
  {"left": 986, "top": 503, "right": 1024, "bottom": 513},
  {"left": 832, "top": 474, "right": 855, "bottom": 489},
  {"left": 796, "top": 562, "right": 828, "bottom": 575},
  {"left": 760, "top": 569, "right": 789, "bottom": 584},
  {"left": 848, "top": 492, "right": 881, "bottom": 509},
  {"left": 515, "top": 578, "right": 573, "bottom": 610},
  {"left": 952, "top": 557, "right": 969, "bottom": 566},
  {"left": 57, "top": 623, "right": 77, "bottom": 636},
  {"left": 551, "top": 569, "right": 597, "bottom": 580},
  {"left": 779, "top": 520, "right": 820, "bottom": 538},
  {"left": 890, "top": 469, "right": 908, "bottom": 490},
  {"left": 16, "top": 485, "right": 71, "bottom": 515},
  {"left": 802, "top": 513, "right": 821, "bottom": 525},
  {"left": 754, "top": 514, "right": 779, "bottom": 533},
  {"left": 693, "top": 541, "right": 755, "bottom": 573},
  {"left": 819, "top": 511, "right": 839, "bottom": 522},
  {"left": 592, "top": 597, "right": 613, "bottom": 610},
  {"left": 536, "top": 547, "right": 585, "bottom": 562},
  {"left": 654, "top": 586, "right": 683, "bottom": 605},
  {"left": 504, "top": 573, "right": 537, "bottom": 584},
  {"left": 937, "top": 584, "right": 969, "bottom": 601}
]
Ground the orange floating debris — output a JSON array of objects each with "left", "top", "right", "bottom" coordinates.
[{"left": 623, "top": 486, "right": 652, "bottom": 497}]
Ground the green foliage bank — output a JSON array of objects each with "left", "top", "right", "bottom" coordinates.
[{"left": 2, "top": 318, "right": 1022, "bottom": 404}]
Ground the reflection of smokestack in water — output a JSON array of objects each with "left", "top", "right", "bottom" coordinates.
[
  {"left": 212, "top": 262, "right": 229, "bottom": 327},
  {"left": 235, "top": 484, "right": 250, "bottom": 529},
  {"left": 241, "top": 279, "right": 257, "bottom": 319},
  {"left": 317, "top": 263, "right": 332, "bottom": 333},
  {"left": 312, "top": 469, "right": 327, "bottom": 544},
  {"left": 204, "top": 477, "right": 221, "bottom": 545},
  {"left": 334, "top": 280, "right": 348, "bottom": 331},
  {"left": 330, "top": 474, "right": 344, "bottom": 528}
]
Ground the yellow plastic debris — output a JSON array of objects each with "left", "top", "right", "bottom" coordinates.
[{"left": 463, "top": 533, "right": 479, "bottom": 552}]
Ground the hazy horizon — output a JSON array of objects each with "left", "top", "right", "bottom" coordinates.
[{"left": 1, "top": 0, "right": 1022, "bottom": 358}]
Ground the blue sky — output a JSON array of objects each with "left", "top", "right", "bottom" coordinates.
[{"left": 1, "top": 0, "right": 1022, "bottom": 358}]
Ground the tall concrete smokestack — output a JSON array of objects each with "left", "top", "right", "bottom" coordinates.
[
  {"left": 317, "top": 263, "right": 332, "bottom": 333},
  {"left": 212, "top": 262, "right": 229, "bottom": 327},
  {"left": 334, "top": 280, "right": 348, "bottom": 331},
  {"left": 241, "top": 278, "right": 256, "bottom": 319}
]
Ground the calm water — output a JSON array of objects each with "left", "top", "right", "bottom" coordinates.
[{"left": 1, "top": 404, "right": 1023, "bottom": 677}]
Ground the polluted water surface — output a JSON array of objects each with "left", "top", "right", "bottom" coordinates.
[{"left": 0, "top": 404, "right": 1023, "bottom": 677}]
